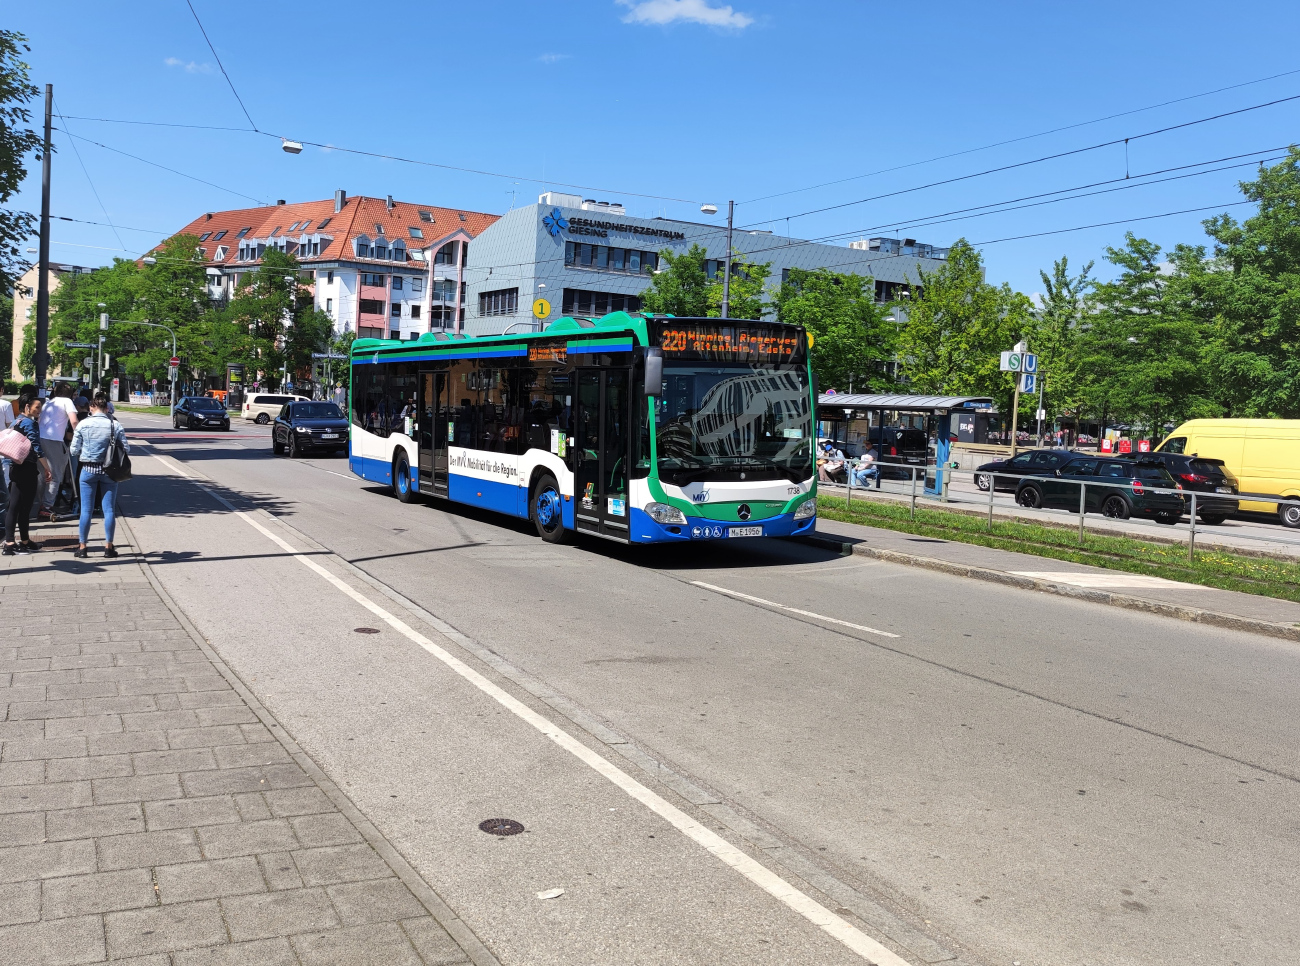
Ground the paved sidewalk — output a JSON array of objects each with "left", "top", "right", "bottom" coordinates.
[
  {"left": 812, "top": 515, "right": 1300, "bottom": 640},
  {"left": 0, "top": 519, "right": 485, "bottom": 966}
]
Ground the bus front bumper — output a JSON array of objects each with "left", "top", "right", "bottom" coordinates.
[{"left": 630, "top": 508, "right": 816, "bottom": 543}]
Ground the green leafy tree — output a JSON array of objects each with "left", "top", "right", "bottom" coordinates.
[
  {"left": 896, "top": 239, "right": 1033, "bottom": 415},
  {"left": 639, "top": 243, "right": 771, "bottom": 319},
  {"left": 1077, "top": 233, "right": 1206, "bottom": 433},
  {"left": 772, "top": 267, "right": 894, "bottom": 392},
  {"left": 227, "top": 249, "right": 329, "bottom": 390},
  {"left": 1191, "top": 148, "right": 1300, "bottom": 417},
  {"left": 1033, "top": 255, "right": 1093, "bottom": 423},
  {"left": 0, "top": 31, "right": 42, "bottom": 297},
  {"left": 1, "top": 290, "right": 12, "bottom": 381}
]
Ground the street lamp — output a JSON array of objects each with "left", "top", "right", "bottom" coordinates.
[
  {"left": 700, "top": 203, "right": 718, "bottom": 216},
  {"left": 281, "top": 139, "right": 303, "bottom": 154},
  {"left": 142, "top": 257, "right": 157, "bottom": 266}
]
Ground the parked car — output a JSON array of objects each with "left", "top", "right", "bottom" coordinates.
[
  {"left": 272, "top": 401, "right": 350, "bottom": 458},
  {"left": 1014, "top": 456, "right": 1185, "bottom": 523},
  {"left": 172, "top": 396, "right": 230, "bottom": 431},
  {"left": 243, "top": 392, "right": 307, "bottom": 424},
  {"left": 975, "top": 449, "right": 1080, "bottom": 492},
  {"left": 1119, "top": 452, "right": 1239, "bottom": 524},
  {"left": 1156, "top": 418, "right": 1300, "bottom": 528}
]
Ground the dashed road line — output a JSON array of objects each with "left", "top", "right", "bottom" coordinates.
[{"left": 691, "top": 580, "right": 901, "bottom": 638}]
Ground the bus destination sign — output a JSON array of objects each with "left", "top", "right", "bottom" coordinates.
[{"left": 652, "top": 321, "right": 804, "bottom": 363}]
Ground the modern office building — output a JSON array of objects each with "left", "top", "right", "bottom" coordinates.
[{"left": 455, "top": 191, "right": 950, "bottom": 336}]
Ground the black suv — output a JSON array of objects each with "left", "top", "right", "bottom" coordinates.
[
  {"left": 1015, "top": 456, "right": 1185, "bottom": 523},
  {"left": 975, "top": 449, "right": 1080, "bottom": 492},
  {"left": 172, "top": 396, "right": 230, "bottom": 431},
  {"left": 272, "top": 401, "right": 350, "bottom": 458},
  {"left": 1119, "top": 452, "right": 1239, "bottom": 524}
]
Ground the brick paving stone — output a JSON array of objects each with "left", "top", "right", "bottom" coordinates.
[
  {"left": 0, "top": 760, "right": 46, "bottom": 786},
  {"left": 195, "top": 705, "right": 260, "bottom": 727},
  {"left": 181, "top": 765, "right": 278, "bottom": 797},
  {"left": 48, "top": 682, "right": 118, "bottom": 700},
  {"left": 2, "top": 735, "right": 87, "bottom": 761},
  {"left": 5, "top": 697, "right": 86, "bottom": 719},
  {"left": 0, "top": 779, "right": 91, "bottom": 814},
  {"left": 327, "top": 879, "right": 427, "bottom": 926},
  {"left": 84, "top": 695, "right": 158, "bottom": 715},
  {"left": 133, "top": 747, "right": 217, "bottom": 775},
  {"left": 0, "top": 841, "right": 96, "bottom": 884},
  {"left": 401, "top": 917, "right": 472, "bottom": 966},
  {"left": 257, "top": 852, "right": 304, "bottom": 891},
  {"left": 168, "top": 724, "right": 249, "bottom": 749},
  {"left": 292, "top": 845, "right": 392, "bottom": 886},
  {"left": 124, "top": 709, "right": 205, "bottom": 732},
  {"left": 172, "top": 937, "right": 299, "bottom": 966},
  {"left": 198, "top": 819, "right": 297, "bottom": 859},
  {"left": 0, "top": 914, "right": 106, "bottom": 965},
  {"left": 88, "top": 729, "right": 169, "bottom": 756},
  {"left": 240, "top": 723, "right": 276, "bottom": 743},
  {"left": 0, "top": 880, "right": 41, "bottom": 926},
  {"left": 41, "top": 867, "right": 158, "bottom": 918},
  {"left": 0, "top": 719, "right": 45, "bottom": 742},
  {"left": 46, "top": 753, "right": 133, "bottom": 782},
  {"left": 264, "top": 787, "right": 333, "bottom": 817},
  {"left": 156, "top": 856, "right": 266, "bottom": 904},
  {"left": 145, "top": 794, "right": 241, "bottom": 830},
  {"left": 213, "top": 742, "right": 291, "bottom": 769},
  {"left": 178, "top": 690, "right": 244, "bottom": 710},
  {"left": 45, "top": 713, "right": 125, "bottom": 738},
  {"left": 97, "top": 829, "right": 203, "bottom": 871},
  {"left": 93, "top": 772, "right": 185, "bottom": 805},
  {"left": 291, "top": 921, "right": 423, "bottom": 966},
  {"left": 47, "top": 802, "right": 145, "bottom": 840},
  {"left": 221, "top": 887, "right": 340, "bottom": 942},
  {"left": 0, "top": 684, "right": 49, "bottom": 703},
  {"left": 106, "top": 899, "right": 228, "bottom": 959},
  {"left": 288, "top": 813, "right": 363, "bottom": 849},
  {"left": 234, "top": 792, "right": 274, "bottom": 822},
  {"left": 0, "top": 811, "right": 46, "bottom": 848}
]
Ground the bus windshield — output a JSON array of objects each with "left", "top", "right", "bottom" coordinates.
[{"left": 655, "top": 364, "right": 813, "bottom": 485}]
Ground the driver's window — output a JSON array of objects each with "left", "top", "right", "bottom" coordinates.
[
  {"left": 1160, "top": 436, "right": 1186, "bottom": 454},
  {"left": 1009, "top": 454, "right": 1034, "bottom": 467},
  {"left": 279, "top": 405, "right": 290, "bottom": 420}
]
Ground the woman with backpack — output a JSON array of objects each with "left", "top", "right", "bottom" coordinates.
[
  {"left": 69, "top": 391, "right": 128, "bottom": 559},
  {"left": 2, "top": 391, "right": 54, "bottom": 555}
]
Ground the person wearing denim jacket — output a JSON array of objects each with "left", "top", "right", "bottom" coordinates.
[{"left": 69, "top": 392, "right": 128, "bottom": 558}]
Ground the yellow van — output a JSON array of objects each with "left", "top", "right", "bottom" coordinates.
[{"left": 1157, "top": 419, "right": 1300, "bottom": 527}]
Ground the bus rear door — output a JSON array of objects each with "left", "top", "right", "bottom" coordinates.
[
  {"left": 419, "top": 370, "right": 449, "bottom": 495},
  {"left": 573, "top": 368, "right": 631, "bottom": 541}
]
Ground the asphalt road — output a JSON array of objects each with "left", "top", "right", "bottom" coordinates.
[{"left": 107, "top": 411, "right": 1300, "bottom": 966}]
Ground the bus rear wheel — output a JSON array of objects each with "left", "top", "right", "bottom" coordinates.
[
  {"left": 392, "top": 453, "right": 416, "bottom": 503},
  {"left": 532, "top": 473, "right": 568, "bottom": 544}
]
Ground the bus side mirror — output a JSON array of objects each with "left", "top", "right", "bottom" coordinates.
[{"left": 644, "top": 348, "right": 663, "bottom": 397}]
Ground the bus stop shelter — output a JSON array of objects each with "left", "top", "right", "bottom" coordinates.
[{"left": 816, "top": 393, "right": 995, "bottom": 495}]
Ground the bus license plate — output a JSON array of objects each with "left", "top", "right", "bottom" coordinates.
[
  {"left": 321, "top": 433, "right": 339, "bottom": 439},
  {"left": 1216, "top": 487, "right": 1233, "bottom": 493},
  {"left": 728, "top": 526, "right": 763, "bottom": 538}
]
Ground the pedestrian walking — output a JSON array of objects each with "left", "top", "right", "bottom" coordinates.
[
  {"left": 2, "top": 391, "right": 54, "bottom": 555},
  {"left": 0, "top": 392, "right": 16, "bottom": 519},
  {"left": 69, "top": 391, "right": 128, "bottom": 559},
  {"left": 37, "top": 383, "right": 79, "bottom": 521}
]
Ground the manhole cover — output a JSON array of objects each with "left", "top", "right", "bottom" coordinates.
[
  {"left": 354, "top": 627, "right": 381, "bottom": 634},
  {"left": 479, "top": 818, "right": 524, "bottom": 836}
]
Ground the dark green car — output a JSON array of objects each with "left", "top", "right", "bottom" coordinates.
[{"left": 1014, "top": 457, "right": 1185, "bottom": 524}]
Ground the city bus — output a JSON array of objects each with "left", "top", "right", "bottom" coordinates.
[{"left": 347, "top": 311, "right": 818, "bottom": 544}]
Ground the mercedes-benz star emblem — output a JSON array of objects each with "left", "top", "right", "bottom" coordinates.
[{"left": 737, "top": 504, "right": 751, "bottom": 521}]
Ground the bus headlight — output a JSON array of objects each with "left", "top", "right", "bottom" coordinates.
[
  {"left": 644, "top": 502, "right": 687, "bottom": 525},
  {"left": 793, "top": 499, "right": 817, "bottom": 520}
]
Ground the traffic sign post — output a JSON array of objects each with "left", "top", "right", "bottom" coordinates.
[{"left": 532, "top": 297, "right": 551, "bottom": 321}]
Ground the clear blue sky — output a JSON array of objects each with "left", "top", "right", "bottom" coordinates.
[{"left": 11, "top": 1, "right": 1300, "bottom": 295}]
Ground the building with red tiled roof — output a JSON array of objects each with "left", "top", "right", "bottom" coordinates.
[{"left": 153, "top": 191, "right": 498, "bottom": 339}]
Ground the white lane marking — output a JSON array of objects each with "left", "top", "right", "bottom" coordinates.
[
  {"left": 142, "top": 449, "right": 911, "bottom": 965},
  {"left": 1011, "top": 570, "right": 1200, "bottom": 590},
  {"left": 692, "top": 581, "right": 901, "bottom": 638}
]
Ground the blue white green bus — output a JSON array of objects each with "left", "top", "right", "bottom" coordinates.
[{"left": 347, "top": 312, "right": 817, "bottom": 544}]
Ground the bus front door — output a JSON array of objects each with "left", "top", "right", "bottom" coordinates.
[
  {"left": 419, "top": 370, "right": 449, "bottom": 495},
  {"left": 573, "top": 368, "right": 631, "bottom": 541}
]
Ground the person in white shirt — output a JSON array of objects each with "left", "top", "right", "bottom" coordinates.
[{"left": 37, "top": 383, "right": 79, "bottom": 518}]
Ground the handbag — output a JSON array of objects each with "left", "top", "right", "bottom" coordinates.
[
  {"left": 104, "top": 423, "right": 132, "bottom": 482},
  {"left": 0, "top": 426, "right": 32, "bottom": 462}
]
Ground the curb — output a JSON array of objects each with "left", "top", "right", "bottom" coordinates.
[
  {"left": 800, "top": 534, "right": 1300, "bottom": 644},
  {"left": 117, "top": 515, "right": 503, "bottom": 966}
]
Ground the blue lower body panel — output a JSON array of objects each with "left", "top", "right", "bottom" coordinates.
[
  {"left": 350, "top": 454, "right": 392, "bottom": 486},
  {"left": 629, "top": 508, "right": 816, "bottom": 544},
  {"left": 448, "top": 473, "right": 528, "bottom": 519}
]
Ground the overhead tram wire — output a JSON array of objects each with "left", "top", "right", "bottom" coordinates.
[
  {"left": 184, "top": 0, "right": 258, "bottom": 132},
  {"left": 740, "top": 91, "right": 1300, "bottom": 230},
  {"left": 52, "top": 101, "right": 126, "bottom": 252},
  {"left": 742, "top": 64, "right": 1300, "bottom": 206}
]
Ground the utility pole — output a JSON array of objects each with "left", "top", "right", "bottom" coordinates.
[
  {"left": 720, "top": 199, "right": 734, "bottom": 319},
  {"left": 34, "top": 84, "right": 53, "bottom": 394}
]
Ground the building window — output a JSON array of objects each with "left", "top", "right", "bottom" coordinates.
[
  {"left": 410, "top": 276, "right": 423, "bottom": 293},
  {"left": 410, "top": 305, "right": 421, "bottom": 320},
  {"left": 429, "top": 306, "right": 454, "bottom": 328},
  {"left": 479, "top": 288, "right": 518, "bottom": 317},
  {"left": 392, "top": 276, "right": 403, "bottom": 291},
  {"left": 355, "top": 237, "right": 371, "bottom": 258},
  {"left": 287, "top": 222, "right": 299, "bottom": 232},
  {"left": 359, "top": 325, "right": 384, "bottom": 339},
  {"left": 199, "top": 232, "right": 211, "bottom": 242},
  {"left": 564, "top": 242, "right": 658, "bottom": 275},
  {"left": 434, "top": 242, "right": 457, "bottom": 266},
  {"left": 431, "top": 279, "right": 457, "bottom": 301},
  {"left": 213, "top": 230, "right": 227, "bottom": 241},
  {"left": 391, "top": 303, "right": 402, "bottom": 319},
  {"left": 375, "top": 223, "right": 385, "bottom": 235},
  {"left": 361, "top": 273, "right": 386, "bottom": 287},
  {"left": 418, "top": 211, "right": 433, "bottom": 223},
  {"left": 359, "top": 298, "right": 385, "bottom": 315},
  {"left": 326, "top": 298, "right": 333, "bottom": 316},
  {"left": 408, "top": 227, "right": 423, "bottom": 239},
  {"left": 562, "top": 288, "right": 641, "bottom": 316},
  {"left": 269, "top": 226, "right": 282, "bottom": 237},
  {"left": 316, "top": 217, "right": 331, "bottom": 231},
  {"left": 236, "top": 226, "right": 251, "bottom": 238},
  {"left": 390, "top": 241, "right": 406, "bottom": 262},
  {"left": 375, "top": 241, "right": 388, "bottom": 260},
  {"left": 326, "top": 271, "right": 334, "bottom": 284},
  {"left": 300, "top": 220, "right": 312, "bottom": 232}
]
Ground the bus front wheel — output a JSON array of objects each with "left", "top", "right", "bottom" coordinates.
[
  {"left": 532, "top": 473, "right": 568, "bottom": 544},
  {"left": 393, "top": 453, "right": 416, "bottom": 504}
]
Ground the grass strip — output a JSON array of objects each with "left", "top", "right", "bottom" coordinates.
[
  {"left": 116, "top": 405, "right": 175, "bottom": 416},
  {"left": 819, "top": 495, "right": 1300, "bottom": 603}
]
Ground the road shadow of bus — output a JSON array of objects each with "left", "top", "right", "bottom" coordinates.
[{"left": 120, "top": 473, "right": 298, "bottom": 520}]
